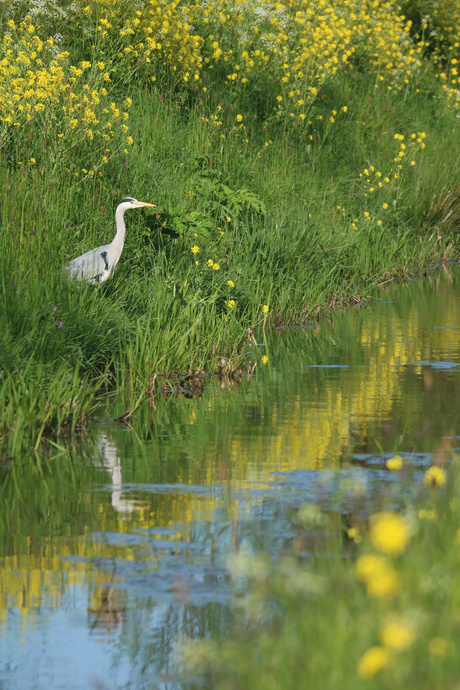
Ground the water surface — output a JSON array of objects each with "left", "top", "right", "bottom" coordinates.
[{"left": 1, "top": 266, "right": 460, "bottom": 688}]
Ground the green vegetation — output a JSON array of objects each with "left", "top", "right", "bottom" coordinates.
[
  {"left": 182, "top": 458, "right": 460, "bottom": 690},
  {"left": 1, "top": 0, "right": 459, "bottom": 450}
]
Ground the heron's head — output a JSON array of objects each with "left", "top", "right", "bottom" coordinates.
[{"left": 119, "top": 197, "right": 156, "bottom": 210}]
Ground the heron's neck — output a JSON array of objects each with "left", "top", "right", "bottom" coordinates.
[{"left": 112, "top": 204, "right": 127, "bottom": 255}]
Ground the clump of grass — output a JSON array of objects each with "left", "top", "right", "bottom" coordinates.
[{"left": 1, "top": 362, "right": 105, "bottom": 453}]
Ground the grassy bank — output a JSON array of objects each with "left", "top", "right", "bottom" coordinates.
[{"left": 1, "top": 0, "right": 459, "bottom": 449}]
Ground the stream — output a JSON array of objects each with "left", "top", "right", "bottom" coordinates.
[{"left": 1, "top": 266, "right": 460, "bottom": 689}]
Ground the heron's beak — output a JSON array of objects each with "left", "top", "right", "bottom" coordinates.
[{"left": 137, "top": 201, "right": 156, "bottom": 208}]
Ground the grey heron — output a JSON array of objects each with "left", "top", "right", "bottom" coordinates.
[{"left": 65, "top": 197, "right": 155, "bottom": 285}]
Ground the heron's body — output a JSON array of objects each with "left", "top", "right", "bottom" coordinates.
[{"left": 65, "top": 197, "right": 155, "bottom": 285}]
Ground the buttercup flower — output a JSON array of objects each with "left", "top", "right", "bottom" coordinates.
[
  {"left": 424, "top": 466, "right": 447, "bottom": 488},
  {"left": 369, "top": 511, "right": 411, "bottom": 556},
  {"left": 386, "top": 455, "right": 403, "bottom": 471},
  {"left": 380, "top": 615, "right": 416, "bottom": 650},
  {"left": 356, "top": 554, "right": 401, "bottom": 599},
  {"left": 358, "top": 646, "right": 393, "bottom": 678}
]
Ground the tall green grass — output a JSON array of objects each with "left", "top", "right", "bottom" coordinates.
[{"left": 1, "top": 3, "right": 459, "bottom": 451}]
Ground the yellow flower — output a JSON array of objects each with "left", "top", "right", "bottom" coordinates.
[
  {"left": 126, "top": 136, "right": 134, "bottom": 146},
  {"left": 262, "top": 305, "right": 269, "bottom": 314},
  {"left": 369, "top": 512, "right": 411, "bottom": 556},
  {"left": 227, "top": 280, "right": 234, "bottom": 288},
  {"left": 236, "top": 114, "right": 243, "bottom": 122},
  {"left": 226, "top": 300, "right": 236, "bottom": 309},
  {"left": 358, "top": 646, "right": 393, "bottom": 679},
  {"left": 424, "top": 466, "right": 447, "bottom": 488},
  {"left": 213, "top": 263, "right": 220, "bottom": 270},
  {"left": 262, "top": 355, "right": 268, "bottom": 364},
  {"left": 191, "top": 246, "right": 200, "bottom": 254},
  {"left": 419, "top": 509, "right": 436, "bottom": 521},
  {"left": 368, "top": 568, "right": 401, "bottom": 599},
  {"left": 356, "top": 554, "right": 401, "bottom": 599},
  {"left": 207, "top": 259, "right": 214, "bottom": 267},
  {"left": 429, "top": 637, "right": 452, "bottom": 657},
  {"left": 386, "top": 455, "right": 403, "bottom": 471},
  {"left": 347, "top": 527, "right": 361, "bottom": 544},
  {"left": 382, "top": 202, "right": 389, "bottom": 209},
  {"left": 356, "top": 554, "right": 387, "bottom": 581},
  {"left": 380, "top": 615, "right": 416, "bottom": 650}
]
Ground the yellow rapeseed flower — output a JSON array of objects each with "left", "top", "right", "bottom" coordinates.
[
  {"left": 358, "top": 646, "right": 393, "bottom": 678},
  {"left": 191, "top": 246, "right": 199, "bottom": 254},
  {"left": 262, "top": 355, "right": 268, "bottom": 364},
  {"left": 213, "top": 263, "right": 220, "bottom": 270},
  {"left": 227, "top": 280, "right": 234, "bottom": 288},
  {"left": 262, "top": 305, "right": 269, "bottom": 313},
  {"left": 369, "top": 511, "right": 411, "bottom": 556}
]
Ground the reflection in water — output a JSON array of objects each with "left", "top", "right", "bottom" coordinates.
[
  {"left": 87, "top": 570, "right": 125, "bottom": 636},
  {"left": 1, "top": 267, "right": 460, "bottom": 688},
  {"left": 96, "top": 433, "right": 148, "bottom": 514}
]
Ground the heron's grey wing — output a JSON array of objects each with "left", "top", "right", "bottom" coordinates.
[{"left": 65, "top": 246, "right": 109, "bottom": 284}]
